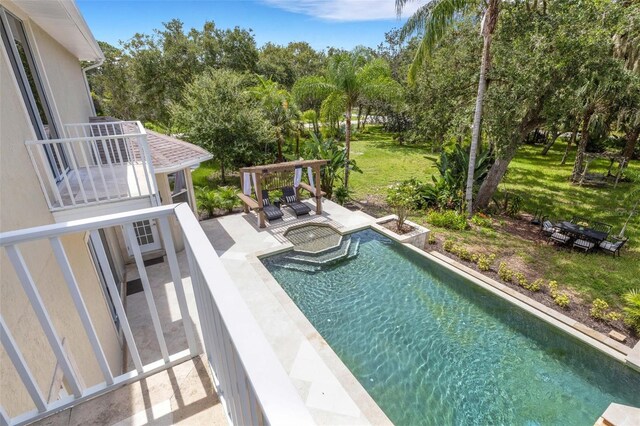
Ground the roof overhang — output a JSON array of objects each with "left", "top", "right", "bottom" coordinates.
[{"left": 9, "top": 0, "right": 103, "bottom": 61}]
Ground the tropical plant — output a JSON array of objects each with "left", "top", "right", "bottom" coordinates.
[
  {"left": 333, "top": 185, "right": 351, "bottom": 206},
  {"left": 195, "top": 187, "right": 219, "bottom": 217},
  {"left": 554, "top": 293, "right": 570, "bottom": 309},
  {"left": 397, "top": 0, "right": 501, "bottom": 217},
  {"left": 302, "top": 133, "right": 361, "bottom": 200},
  {"left": 498, "top": 262, "right": 513, "bottom": 282},
  {"left": 216, "top": 186, "right": 240, "bottom": 213},
  {"left": 250, "top": 75, "right": 299, "bottom": 162},
  {"left": 619, "top": 170, "right": 640, "bottom": 238},
  {"left": 622, "top": 289, "right": 640, "bottom": 334},
  {"left": 425, "top": 210, "right": 468, "bottom": 230},
  {"left": 292, "top": 52, "right": 402, "bottom": 187}
]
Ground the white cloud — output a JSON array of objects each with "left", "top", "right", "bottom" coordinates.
[{"left": 260, "top": 0, "right": 424, "bottom": 22}]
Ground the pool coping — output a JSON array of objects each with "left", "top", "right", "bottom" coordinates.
[{"left": 252, "top": 221, "right": 639, "bottom": 423}]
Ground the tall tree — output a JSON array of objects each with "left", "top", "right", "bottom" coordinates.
[
  {"left": 250, "top": 75, "right": 299, "bottom": 162},
  {"left": 293, "top": 52, "right": 402, "bottom": 187},
  {"left": 171, "top": 69, "right": 273, "bottom": 182},
  {"left": 397, "top": 0, "right": 502, "bottom": 217}
]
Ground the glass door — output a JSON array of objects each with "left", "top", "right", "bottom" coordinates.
[{"left": 0, "top": 7, "right": 69, "bottom": 180}]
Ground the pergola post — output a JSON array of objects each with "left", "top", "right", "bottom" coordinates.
[
  {"left": 254, "top": 171, "right": 266, "bottom": 228},
  {"left": 614, "top": 158, "right": 626, "bottom": 189},
  {"left": 314, "top": 165, "right": 322, "bottom": 215},
  {"left": 239, "top": 172, "right": 249, "bottom": 213}
]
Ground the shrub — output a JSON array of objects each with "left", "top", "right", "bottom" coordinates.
[
  {"left": 428, "top": 233, "right": 437, "bottom": 245},
  {"left": 590, "top": 299, "right": 611, "bottom": 320},
  {"left": 554, "top": 293, "right": 570, "bottom": 308},
  {"left": 470, "top": 213, "right": 492, "bottom": 229},
  {"left": 476, "top": 253, "right": 496, "bottom": 271},
  {"left": 443, "top": 239, "right": 455, "bottom": 252},
  {"left": 456, "top": 246, "right": 472, "bottom": 261},
  {"left": 525, "top": 278, "right": 543, "bottom": 292},
  {"left": 426, "top": 210, "right": 468, "bottom": 230},
  {"left": 387, "top": 180, "right": 419, "bottom": 230},
  {"left": 547, "top": 280, "right": 559, "bottom": 298},
  {"left": 196, "top": 187, "right": 220, "bottom": 217},
  {"left": 498, "top": 262, "right": 513, "bottom": 282},
  {"left": 607, "top": 312, "right": 623, "bottom": 322},
  {"left": 514, "top": 272, "right": 528, "bottom": 288},
  {"left": 216, "top": 186, "right": 239, "bottom": 213},
  {"left": 334, "top": 186, "right": 351, "bottom": 206},
  {"left": 622, "top": 289, "right": 640, "bottom": 334}
]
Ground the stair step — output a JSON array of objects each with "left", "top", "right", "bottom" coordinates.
[{"left": 289, "top": 237, "right": 352, "bottom": 265}]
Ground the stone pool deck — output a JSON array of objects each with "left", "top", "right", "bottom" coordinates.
[{"left": 201, "top": 199, "right": 392, "bottom": 425}]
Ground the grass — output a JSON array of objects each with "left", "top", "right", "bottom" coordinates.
[
  {"left": 193, "top": 127, "right": 638, "bottom": 306},
  {"left": 345, "top": 128, "right": 639, "bottom": 307},
  {"left": 191, "top": 160, "right": 240, "bottom": 190},
  {"left": 348, "top": 127, "right": 439, "bottom": 199}
]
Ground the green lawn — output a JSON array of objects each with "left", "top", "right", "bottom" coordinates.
[
  {"left": 193, "top": 127, "right": 638, "bottom": 306},
  {"left": 347, "top": 127, "right": 639, "bottom": 307}
]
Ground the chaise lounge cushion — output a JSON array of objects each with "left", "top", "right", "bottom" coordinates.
[
  {"left": 282, "top": 187, "right": 311, "bottom": 217},
  {"left": 261, "top": 190, "right": 283, "bottom": 222}
]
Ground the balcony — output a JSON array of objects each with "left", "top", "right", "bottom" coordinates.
[
  {"left": 0, "top": 204, "right": 312, "bottom": 426},
  {"left": 26, "top": 121, "right": 159, "bottom": 220}
]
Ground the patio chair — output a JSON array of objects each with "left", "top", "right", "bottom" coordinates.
[
  {"left": 599, "top": 237, "right": 628, "bottom": 257},
  {"left": 570, "top": 216, "right": 590, "bottom": 227},
  {"left": 573, "top": 238, "right": 595, "bottom": 252},
  {"left": 591, "top": 221, "right": 612, "bottom": 236},
  {"left": 550, "top": 231, "right": 571, "bottom": 245},
  {"left": 541, "top": 217, "right": 556, "bottom": 237},
  {"left": 530, "top": 209, "right": 543, "bottom": 226},
  {"left": 261, "top": 190, "right": 284, "bottom": 222},
  {"left": 281, "top": 186, "right": 311, "bottom": 217}
]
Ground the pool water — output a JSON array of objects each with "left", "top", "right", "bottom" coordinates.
[{"left": 262, "top": 229, "right": 640, "bottom": 425}]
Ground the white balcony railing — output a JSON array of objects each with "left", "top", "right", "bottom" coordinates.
[
  {"left": 0, "top": 204, "right": 313, "bottom": 426},
  {"left": 25, "top": 121, "right": 158, "bottom": 211}
]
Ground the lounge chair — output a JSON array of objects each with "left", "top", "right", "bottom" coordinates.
[
  {"left": 599, "top": 237, "right": 628, "bottom": 257},
  {"left": 530, "top": 209, "right": 543, "bottom": 226},
  {"left": 550, "top": 231, "right": 571, "bottom": 245},
  {"left": 281, "top": 186, "right": 311, "bottom": 217},
  {"left": 541, "top": 217, "right": 555, "bottom": 237},
  {"left": 261, "top": 190, "right": 284, "bottom": 222},
  {"left": 573, "top": 238, "right": 595, "bottom": 252}
]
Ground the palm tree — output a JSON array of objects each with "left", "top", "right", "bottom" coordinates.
[
  {"left": 250, "top": 75, "right": 298, "bottom": 162},
  {"left": 293, "top": 52, "right": 402, "bottom": 187},
  {"left": 397, "top": 0, "right": 501, "bottom": 217}
]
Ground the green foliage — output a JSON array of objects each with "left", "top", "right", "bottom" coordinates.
[
  {"left": 527, "top": 278, "right": 543, "bottom": 292},
  {"left": 470, "top": 213, "right": 493, "bottom": 229},
  {"left": 256, "top": 41, "right": 325, "bottom": 88},
  {"left": 451, "top": 245, "right": 472, "bottom": 261},
  {"left": 554, "top": 293, "right": 570, "bottom": 309},
  {"left": 589, "top": 298, "right": 621, "bottom": 322},
  {"left": 498, "top": 262, "right": 513, "bottom": 283},
  {"left": 443, "top": 239, "right": 455, "bottom": 252},
  {"left": 476, "top": 253, "right": 496, "bottom": 271},
  {"left": 171, "top": 69, "right": 273, "bottom": 182},
  {"left": 514, "top": 272, "right": 528, "bottom": 288},
  {"left": 387, "top": 180, "right": 421, "bottom": 229},
  {"left": 428, "top": 233, "right": 437, "bottom": 245},
  {"left": 195, "top": 186, "right": 239, "bottom": 217},
  {"left": 622, "top": 289, "right": 640, "bottom": 333},
  {"left": 333, "top": 186, "right": 351, "bottom": 206},
  {"left": 547, "top": 280, "right": 559, "bottom": 298},
  {"left": 425, "top": 210, "right": 468, "bottom": 230},
  {"left": 302, "top": 133, "right": 361, "bottom": 199}
]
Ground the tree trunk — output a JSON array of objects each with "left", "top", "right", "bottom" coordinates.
[
  {"left": 571, "top": 112, "right": 591, "bottom": 182},
  {"left": 464, "top": 20, "right": 494, "bottom": 218},
  {"left": 276, "top": 129, "right": 284, "bottom": 162},
  {"left": 362, "top": 107, "right": 370, "bottom": 130},
  {"left": 295, "top": 130, "right": 300, "bottom": 158},
  {"left": 356, "top": 104, "right": 363, "bottom": 130},
  {"left": 220, "top": 160, "right": 226, "bottom": 183},
  {"left": 344, "top": 104, "right": 352, "bottom": 188},
  {"left": 560, "top": 126, "right": 578, "bottom": 165},
  {"left": 540, "top": 128, "right": 559, "bottom": 155},
  {"left": 622, "top": 126, "right": 639, "bottom": 160},
  {"left": 475, "top": 145, "right": 518, "bottom": 210}
]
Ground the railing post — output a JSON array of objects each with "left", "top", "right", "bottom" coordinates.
[
  {"left": 157, "top": 216, "right": 199, "bottom": 356},
  {"left": 122, "top": 223, "right": 170, "bottom": 363},
  {"left": 4, "top": 245, "right": 84, "bottom": 398},
  {"left": 49, "top": 237, "right": 114, "bottom": 385},
  {"left": 0, "top": 316, "right": 48, "bottom": 412}
]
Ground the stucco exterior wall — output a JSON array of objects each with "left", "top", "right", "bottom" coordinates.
[{"left": 0, "top": 11, "right": 122, "bottom": 418}]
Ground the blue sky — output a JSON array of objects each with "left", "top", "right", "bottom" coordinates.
[{"left": 76, "top": 0, "right": 424, "bottom": 51}]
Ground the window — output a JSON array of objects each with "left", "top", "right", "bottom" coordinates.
[{"left": 0, "top": 7, "right": 68, "bottom": 179}]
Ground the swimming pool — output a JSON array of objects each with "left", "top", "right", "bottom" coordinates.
[{"left": 262, "top": 229, "right": 640, "bottom": 425}]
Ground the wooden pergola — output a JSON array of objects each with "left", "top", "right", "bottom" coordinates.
[{"left": 238, "top": 159, "right": 328, "bottom": 228}]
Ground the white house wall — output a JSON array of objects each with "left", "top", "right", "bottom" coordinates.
[{"left": 0, "top": 10, "right": 122, "bottom": 417}]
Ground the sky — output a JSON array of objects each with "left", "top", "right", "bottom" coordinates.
[{"left": 76, "top": 0, "right": 424, "bottom": 51}]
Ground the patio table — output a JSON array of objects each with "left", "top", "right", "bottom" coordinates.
[{"left": 555, "top": 221, "right": 608, "bottom": 243}]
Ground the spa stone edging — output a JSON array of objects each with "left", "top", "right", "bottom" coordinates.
[{"left": 373, "top": 215, "right": 430, "bottom": 249}]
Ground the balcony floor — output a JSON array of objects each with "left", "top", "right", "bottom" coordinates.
[
  {"left": 32, "top": 355, "right": 226, "bottom": 426},
  {"left": 55, "top": 165, "right": 152, "bottom": 208}
]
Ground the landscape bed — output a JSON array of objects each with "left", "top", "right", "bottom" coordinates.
[{"left": 261, "top": 228, "right": 640, "bottom": 425}]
